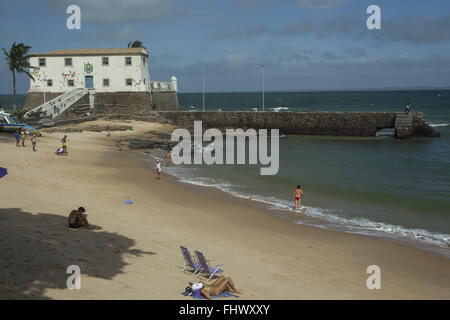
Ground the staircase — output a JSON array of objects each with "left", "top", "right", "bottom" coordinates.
[
  {"left": 24, "top": 88, "right": 90, "bottom": 122},
  {"left": 394, "top": 113, "right": 414, "bottom": 138}
]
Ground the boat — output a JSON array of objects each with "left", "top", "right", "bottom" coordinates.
[{"left": 0, "top": 109, "right": 40, "bottom": 135}]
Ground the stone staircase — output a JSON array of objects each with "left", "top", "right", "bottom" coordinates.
[
  {"left": 394, "top": 113, "right": 414, "bottom": 138},
  {"left": 23, "top": 88, "right": 92, "bottom": 124}
]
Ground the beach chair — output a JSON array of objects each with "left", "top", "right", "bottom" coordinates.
[
  {"left": 180, "top": 246, "right": 201, "bottom": 275},
  {"left": 194, "top": 250, "right": 224, "bottom": 281}
]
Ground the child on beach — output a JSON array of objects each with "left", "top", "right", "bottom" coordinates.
[
  {"left": 20, "top": 130, "right": 25, "bottom": 147},
  {"left": 293, "top": 185, "right": 304, "bottom": 211},
  {"left": 31, "top": 134, "right": 37, "bottom": 151},
  {"left": 14, "top": 130, "right": 20, "bottom": 147},
  {"left": 156, "top": 160, "right": 162, "bottom": 180}
]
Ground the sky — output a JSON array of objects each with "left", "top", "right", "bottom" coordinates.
[{"left": 1, "top": 0, "right": 450, "bottom": 93}]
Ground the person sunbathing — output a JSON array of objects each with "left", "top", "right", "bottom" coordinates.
[
  {"left": 186, "top": 276, "right": 240, "bottom": 300},
  {"left": 68, "top": 207, "right": 89, "bottom": 229},
  {"left": 56, "top": 147, "right": 68, "bottom": 155}
]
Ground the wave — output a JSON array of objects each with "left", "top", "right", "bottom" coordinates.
[
  {"left": 429, "top": 123, "right": 449, "bottom": 127},
  {"left": 142, "top": 152, "right": 450, "bottom": 254}
]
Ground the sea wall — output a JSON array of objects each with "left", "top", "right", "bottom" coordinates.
[
  {"left": 154, "top": 111, "right": 438, "bottom": 138},
  {"left": 26, "top": 110, "right": 439, "bottom": 138}
]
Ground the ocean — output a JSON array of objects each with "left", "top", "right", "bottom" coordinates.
[
  {"left": 2, "top": 90, "right": 449, "bottom": 256},
  {"left": 173, "top": 90, "right": 450, "bottom": 257}
]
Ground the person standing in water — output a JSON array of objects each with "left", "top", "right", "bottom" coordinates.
[{"left": 293, "top": 185, "right": 304, "bottom": 211}]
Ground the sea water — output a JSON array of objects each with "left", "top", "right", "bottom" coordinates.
[{"left": 170, "top": 90, "right": 450, "bottom": 257}]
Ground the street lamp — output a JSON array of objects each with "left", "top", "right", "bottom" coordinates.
[
  {"left": 202, "top": 65, "right": 206, "bottom": 111},
  {"left": 261, "top": 64, "right": 265, "bottom": 112}
]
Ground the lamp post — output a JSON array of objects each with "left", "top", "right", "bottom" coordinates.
[
  {"left": 261, "top": 64, "right": 265, "bottom": 112},
  {"left": 202, "top": 65, "right": 205, "bottom": 111}
]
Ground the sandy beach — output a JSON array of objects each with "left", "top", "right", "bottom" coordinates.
[{"left": 0, "top": 119, "right": 449, "bottom": 300}]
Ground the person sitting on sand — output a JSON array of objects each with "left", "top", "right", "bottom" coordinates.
[
  {"left": 68, "top": 207, "right": 89, "bottom": 229},
  {"left": 56, "top": 146, "right": 67, "bottom": 155},
  {"left": 185, "top": 276, "right": 240, "bottom": 300},
  {"left": 293, "top": 185, "right": 304, "bottom": 211}
]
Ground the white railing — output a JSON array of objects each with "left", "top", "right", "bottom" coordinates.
[
  {"left": 24, "top": 88, "right": 89, "bottom": 119},
  {"left": 150, "top": 81, "right": 176, "bottom": 92}
]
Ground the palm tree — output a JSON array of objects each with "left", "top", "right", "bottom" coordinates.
[
  {"left": 2, "top": 42, "right": 34, "bottom": 112},
  {"left": 127, "top": 40, "right": 146, "bottom": 49}
]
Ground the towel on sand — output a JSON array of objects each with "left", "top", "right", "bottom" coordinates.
[
  {"left": 0, "top": 167, "right": 7, "bottom": 179},
  {"left": 181, "top": 291, "right": 239, "bottom": 299}
]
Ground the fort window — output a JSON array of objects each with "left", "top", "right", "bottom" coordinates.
[
  {"left": 125, "top": 57, "right": 132, "bottom": 65},
  {"left": 65, "top": 58, "right": 72, "bottom": 66},
  {"left": 47, "top": 79, "right": 52, "bottom": 86},
  {"left": 126, "top": 78, "right": 132, "bottom": 86},
  {"left": 103, "top": 79, "right": 110, "bottom": 86},
  {"left": 102, "top": 57, "right": 109, "bottom": 65},
  {"left": 39, "top": 58, "right": 46, "bottom": 66},
  {"left": 67, "top": 79, "right": 74, "bottom": 87}
]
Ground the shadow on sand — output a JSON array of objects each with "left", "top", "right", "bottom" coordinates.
[{"left": 0, "top": 208, "right": 156, "bottom": 299}]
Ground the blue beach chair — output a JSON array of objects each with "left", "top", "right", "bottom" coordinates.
[
  {"left": 194, "top": 250, "right": 224, "bottom": 281},
  {"left": 180, "top": 246, "right": 201, "bottom": 275}
]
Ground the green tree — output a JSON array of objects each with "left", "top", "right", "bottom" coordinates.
[
  {"left": 127, "top": 40, "right": 146, "bottom": 49},
  {"left": 2, "top": 42, "right": 34, "bottom": 112}
]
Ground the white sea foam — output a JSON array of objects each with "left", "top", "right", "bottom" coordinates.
[
  {"left": 429, "top": 123, "right": 449, "bottom": 127},
  {"left": 271, "top": 107, "right": 289, "bottom": 112}
]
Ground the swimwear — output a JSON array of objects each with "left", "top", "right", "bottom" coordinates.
[
  {"left": 295, "top": 196, "right": 301, "bottom": 200},
  {"left": 69, "top": 221, "right": 80, "bottom": 229}
]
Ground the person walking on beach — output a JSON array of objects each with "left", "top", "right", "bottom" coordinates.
[
  {"left": 106, "top": 125, "right": 111, "bottom": 137},
  {"left": 165, "top": 150, "right": 171, "bottom": 166},
  {"left": 31, "top": 134, "right": 37, "bottom": 152},
  {"left": 20, "top": 130, "right": 25, "bottom": 147},
  {"left": 14, "top": 130, "right": 20, "bottom": 147},
  {"left": 61, "top": 135, "right": 68, "bottom": 152},
  {"left": 156, "top": 160, "right": 162, "bottom": 180},
  {"left": 293, "top": 185, "right": 304, "bottom": 211}
]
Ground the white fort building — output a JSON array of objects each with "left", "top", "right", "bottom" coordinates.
[{"left": 24, "top": 48, "right": 179, "bottom": 119}]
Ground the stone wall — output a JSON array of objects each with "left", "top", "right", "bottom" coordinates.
[
  {"left": 153, "top": 111, "right": 438, "bottom": 138},
  {"left": 155, "top": 111, "right": 397, "bottom": 136},
  {"left": 24, "top": 91, "right": 180, "bottom": 113},
  {"left": 27, "top": 110, "right": 439, "bottom": 138},
  {"left": 151, "top": 92, "right": 180, "bottom": 111}
]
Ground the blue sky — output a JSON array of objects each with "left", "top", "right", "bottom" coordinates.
[{"left": 1, "top": 0, "right": 450, "bottom": 93}]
